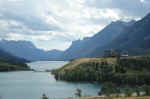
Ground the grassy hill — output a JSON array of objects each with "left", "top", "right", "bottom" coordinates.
[
  {"left": 58, "top": 58, "right": 116, "bottom": 71},
  {"left": 52, "top": 56, "right": 150, "bottom": 85}
]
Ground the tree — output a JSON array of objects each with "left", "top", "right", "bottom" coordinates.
[
  {"left": 98, "top": 82, "right": 116, "bottom": 97},
  {"left": 124, "top": 88, "right": 133, "bottom": 97},
  {"left": 115, "top": 87, "right": 121, "bottom": 97},
  {"left": 42, "top": 94, "right": 48, "bottom": 99},
  {"left": 143, "top": 84, "right": 150, "bottom": 96},
  {"left": 135, "top": 86, "right": 141, "bottom": 96},
  {"left": 75, "top": 88, "right": 82, "bottom": 97}
]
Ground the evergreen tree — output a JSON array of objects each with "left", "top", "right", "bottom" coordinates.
[
  {"left": 75, "top": 88, "right": 82, "bottom": 97},
  {"left": 143, "top": 85, "right": 150, "bottom": 96}
]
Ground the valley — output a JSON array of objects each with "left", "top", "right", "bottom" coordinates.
[{"left": 0, "top": 7, "right": 150, "bottom": 99}]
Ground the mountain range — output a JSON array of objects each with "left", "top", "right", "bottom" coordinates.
[
  {"left": 1, "top": 13, "right": 150, "bottom": 61},
  {"left": 0, "top": 40, "right": 63, "bottom": 61},
  {"left": 60, "top": 20, "right": 136, "bottom": 60},
  {"left": 90, "top": 13, "right": 150, "bottom": 57}
]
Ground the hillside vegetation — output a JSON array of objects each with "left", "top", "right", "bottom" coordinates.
[
  {"left": 52, "top": 56, "right": 150, "bottom": 86},
  {"left": 59, "top": 58, "right": 116, "bottom": 71},
  {"left": 0, "top": 48, "right": 30, "bottom": 72},
  {"left": 0, "top": 60, "right": 30, "bottom": 72}
]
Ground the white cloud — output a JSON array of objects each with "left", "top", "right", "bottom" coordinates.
[
  {"left": 7, "top": 33, "right": 25, "bottom": 40},
  {"left": 140, "top": 0, "right": 145, "bottom": 2},
  {"left": 0, "top": 0, "right": 149, "bottom": 50}
]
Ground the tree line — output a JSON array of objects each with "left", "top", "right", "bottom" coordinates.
[{"left": 52, "top": 57, "right": 150, "bottom": 86}]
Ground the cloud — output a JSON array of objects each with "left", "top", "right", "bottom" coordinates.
[
  {"left": 84, "top": 0, "right": 150, "bottom": 18},
  {"left": 0, "top": 0, "right": 150, "bottom": 50},
  {"left": 0, "top": 0, "right": 62, "bottom": 31}
]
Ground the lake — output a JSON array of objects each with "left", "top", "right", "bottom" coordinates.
[{"left": 0, "top": 61, "right": 100, "bottom": 99}]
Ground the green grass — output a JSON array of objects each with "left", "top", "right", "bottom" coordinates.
[{"left": 58, "top": 58, "right": 116, "bottom": 71}]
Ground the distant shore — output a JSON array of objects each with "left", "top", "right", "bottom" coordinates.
[{"left": 0, "top": 60, "right": 30, "bottom": 72}]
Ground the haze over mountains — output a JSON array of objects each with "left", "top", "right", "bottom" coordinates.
[
  {"left": 0, "top": 40, "right": 63, "bottom": 61},
  {"left": 1, "top": 13, "right": 150, "bottom": 61}
]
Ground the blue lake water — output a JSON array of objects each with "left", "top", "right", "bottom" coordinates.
[{"left": 0, "top": 61, "right": 100, "bottom": 99}]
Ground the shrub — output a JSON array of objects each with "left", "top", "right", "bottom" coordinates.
[
  {"left": 143, "top": 84, "right": 150, "bottom": 96},
  {"left": 124, "top": 88, "right": 133, "bottom": 97},
  {"left": 75, "top": 88, "right": 82, "bottom": 97},
  {"left": 98, "top": 82, "right": 116, "bottom": 97}
]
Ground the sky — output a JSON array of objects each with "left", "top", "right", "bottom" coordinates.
[{"left": 0, "top": 0, "right": 150, "bottom": 51}]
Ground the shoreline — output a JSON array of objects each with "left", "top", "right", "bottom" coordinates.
[{"left": 64, "top": 96, "right": 150, "bottom": 99}]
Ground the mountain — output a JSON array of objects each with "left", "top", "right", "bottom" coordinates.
[
  {"left": 90, "top": 13, "right": 150, "bottom": 57},
  {"left": 61, "top": 20, "right": 135, "bottom": 60},
  {"left": 0, "top": 48, "right": 28, "bottom": 63},
  {"left": 47, "top": 49, "right": 63, "bottom": 60},
  {"left": 0, "top": 40, "right": 63, "bottom": 61},
  {"left": 0, "top": 48, "right": 30, "bottom": 71},
  {"left": 1, "top": 12, "right": 150, "bottom": 61}
]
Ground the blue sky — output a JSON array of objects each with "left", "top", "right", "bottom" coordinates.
[{"left": 0, "top": 0, "right": 150, "bottom": 50}]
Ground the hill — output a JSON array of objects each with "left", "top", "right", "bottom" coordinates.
[
  {"left": 0, "top": 49, "right": 30, "bottom": 71},
  {"left": 0, "top": 60, "right": 30, "bottom": 72},
  {"left": 58, "top": 58, "right": 116, "bottom": 71},
  {"left": 52, "top": 56, "right": 150, "bottom": 85},
  {"left": 0, "top": 48, "right": 28, "bottom": 63}
]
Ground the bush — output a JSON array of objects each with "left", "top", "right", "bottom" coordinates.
[
  {"left": 124, "top": 88, "right": 133, "bottom": 97},
  {"left": 143, "top": 84, "right": 150, "bottom": 96},
  {"left": 75, "top": 88, "right": 82, "bottom": 97},
  {"left": 98, "top": 82, "right": 116, "bottom": 96}
]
